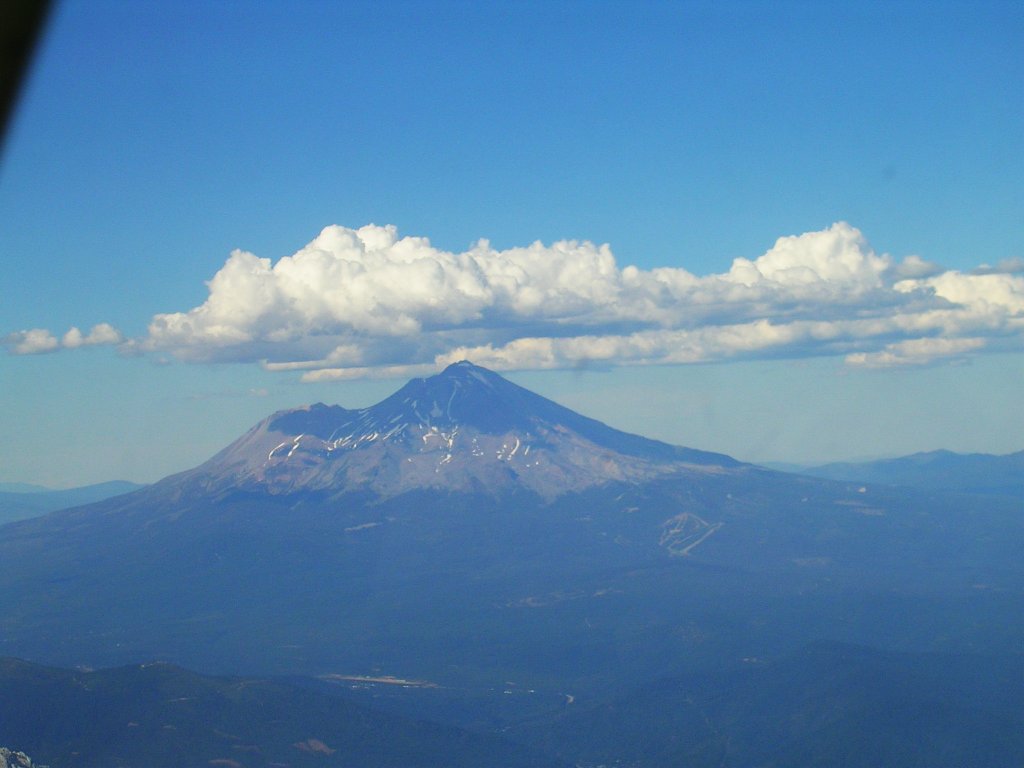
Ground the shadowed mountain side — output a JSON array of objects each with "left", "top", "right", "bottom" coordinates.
[{"left": 0, "top": 657, "right": 560, "bottom": 768}]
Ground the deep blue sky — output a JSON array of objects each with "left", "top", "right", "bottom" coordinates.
[{"left": 1, "top": 0, "right": 1021, "bottom": 486}]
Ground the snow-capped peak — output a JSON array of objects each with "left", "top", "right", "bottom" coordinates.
[{"left": 190, "top": 361, "right": 740, "bottom": 500}]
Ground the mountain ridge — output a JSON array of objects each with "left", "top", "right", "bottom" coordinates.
[
  {"left": 788, "top": 448, "right": 1024, "bottom": 496},
  {"left": 0, "top": 481, "right": 145, "bottom": 526}
]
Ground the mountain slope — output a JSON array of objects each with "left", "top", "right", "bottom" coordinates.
[{"left": 0, "top": 481, "right": 144, "bottom": 525}]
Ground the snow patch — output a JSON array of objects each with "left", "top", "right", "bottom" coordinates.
[
  {"left": 286, "top": 434, "right": 305, "bottom": 459},
  {"left": 445, "top": 384, "right": 459, "bottom": 419},
  {"left": 344, "top": 522, "right": 380, "bottom": 532}
]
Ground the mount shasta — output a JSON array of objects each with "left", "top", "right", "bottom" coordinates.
[
  {"left": 164, "top": 360, "right": 738, "bottom": 501},
  {"left": 1, "top": 362, "right": 1021, "bottom": 766}
]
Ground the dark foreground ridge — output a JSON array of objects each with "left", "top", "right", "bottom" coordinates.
[
  {"left": 3, "top": 647, "right": 1021, "bottom": 768},
  {"left": 0, "top": 657, "right": 556, "bottom": 768}
]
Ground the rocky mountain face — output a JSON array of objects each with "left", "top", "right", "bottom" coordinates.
[{"left": 167, "top": 360, "right": 738, "bottom": 501}]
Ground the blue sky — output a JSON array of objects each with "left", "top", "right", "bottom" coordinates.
[{"left": 1, "top": 0, "right": 1021, "bottom": 487}]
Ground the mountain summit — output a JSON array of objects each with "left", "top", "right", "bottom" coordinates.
[{"left": 184, "top": 361, "right": 738, "bottom": 500}]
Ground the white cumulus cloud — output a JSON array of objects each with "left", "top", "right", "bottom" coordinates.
[
  {"left": 3, "top": 324, "right": 123, "bottom": 355},
  {"left": 3, "top": 328, "right": 60, "bottom": 355},
  {"left": 145, "top": 221, "right": 911, "bottom": 363},
  {"left": 845, "top": 337, "right": 987, "bottom": 368},
  {"left": 8, "top": 223, "right": 1023, "bottom": 374},
  {"left": 971, "top": 256, "right": 1024, "bottom": 276},
  {"left": 62, "top": 323, "right": 123, "bottom": 348}
]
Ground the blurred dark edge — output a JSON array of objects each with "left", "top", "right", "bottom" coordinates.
[{"left": 2, "top": 0, "right": 53, "bottom": 160}]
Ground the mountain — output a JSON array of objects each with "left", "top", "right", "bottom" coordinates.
[
  {"left": 0, "top": 657, "right": 557, "bottom": 768},
  {"left": 0, "top": 362, "right": 1021, "bottom": 764},
  {"left": 0, "top": 481, "right": 145, "bottom": 525},
  {"left": 163, "top": 360, "right": 739, "bottom": 501},
  {"left": 0, "top": 361, "right": 765, "bottom": 677},
  {"left": 791, "top": 449, "right": 1024, "bottom": 497}
]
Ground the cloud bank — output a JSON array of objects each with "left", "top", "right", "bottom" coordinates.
[
  {"left": 3, "top": 323, "right": 122, "bottom": 355},
  {"left": 7, "top": 224, "right": 1023, "bottom": 376}
]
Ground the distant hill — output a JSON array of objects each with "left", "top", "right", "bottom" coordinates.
[
  {"left": 0, "top": 657, "right": 557, "bottom": 768},
  {"left": 791, "top": 449, "right": 1024, "bottom": 496},
  {"left": 0, "top": 481, "right": 144, "bottom": 525}
]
